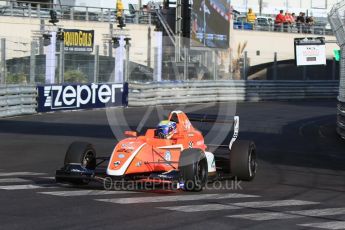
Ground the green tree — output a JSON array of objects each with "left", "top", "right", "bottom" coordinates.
[
  {"left": 6, "top": 73, "right": 28, "bottom": 84},
  {"left": 64, "top": 70, "right": 88, "bottom": 83}
]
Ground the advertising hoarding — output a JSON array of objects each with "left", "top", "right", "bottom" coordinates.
[
  {"left": 294, "top": 37, "right": 326, "bottom": 66},
  {"left": 63, "top": 29, "right": 94, "bottom": 52},
  {"left": 37, "top": 83, "right": 128, "bottom": 112}
]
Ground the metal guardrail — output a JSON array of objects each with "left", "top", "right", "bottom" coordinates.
[
  {"left": 0, "top": 81, "right": 340, "bottom": 118},
  {"left": 129, "top": 80, "right": 339, "bottom": 107},
  {"left": 234, "top": 22, "right": 334, "bottom": 36},
  {"left": 0, "top": 0, "right": 154, "bottom": 24},
  {"left": 0, "top": 85, "right": 36, "bottom": 117}
]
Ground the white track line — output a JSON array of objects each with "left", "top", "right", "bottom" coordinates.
[
  {"left": 0, "top": 178, "right": 31, "bottom": 183},
  {"left": 0, "top": 184, "right": 57, "bottom": 190},
  {"left": 96, "top": 193, "right": 259, "bottom": 204},
  {"left": 0, "top": 172, "right": 46, "bottom": 177},
  {"left": 39, "top": 190, "right": 138, "bottom": 197},
  {"left": 160, "top": 199, "right": 318, "bottom": 212},
  {"left": 160, "top": 204, "right": 242, "bottom": 212},
  {"left": 39, "top": 177, "right": 55, "bottom": 180},
  {"left": 229, "top": 212, "right": 299, "bottom": 221},
  {"left": 291, "top": 208, "right": 345, "bottom": 217},
  {"left": 228, "top": 207, "right": 345, "bottom": 221},
  {"left": 232, "top": 200, "right": 318, "bottom": 208},
  {"left": 298, "top": 221, "right": 345, "bottom": 229}
]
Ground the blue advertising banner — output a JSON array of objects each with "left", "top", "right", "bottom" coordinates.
[{"left": 37, "top": 83, "right": 128, "bottom": 113}]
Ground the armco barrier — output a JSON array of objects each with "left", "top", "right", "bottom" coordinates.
[
  {"left": 0, "top": 81, "right": 340, "bottom": 118},
  {"left": 0, "top": 85, "right": 37, "bottom": 118},
  {"left": 128, "top": 80, "right": 339, "bottom": 107}
]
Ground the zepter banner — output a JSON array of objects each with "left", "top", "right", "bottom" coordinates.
[{"left": 37, "top": 83, "right": 128, "bottom": 112}]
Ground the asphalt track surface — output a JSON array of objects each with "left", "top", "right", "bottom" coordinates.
[{"left": 0, "top": 100, "right": 345, "bottom": 230}]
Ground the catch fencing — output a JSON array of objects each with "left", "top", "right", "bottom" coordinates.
[
  {"left": 338, "top": 101, "right": 345, "bottom": 139},
  {"left": 329, "top": 1, "right": 345, "bottom": 139}
]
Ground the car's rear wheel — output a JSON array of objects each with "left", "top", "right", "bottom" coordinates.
[
  {"left": 61, "top": 141, "right": 97, "bottom": 184},
  {"left": 230, "top": 141, "right": 257, "bottom": 181},
  {"left": 179, "top": 148, "right": 208, "bottom": 192}
]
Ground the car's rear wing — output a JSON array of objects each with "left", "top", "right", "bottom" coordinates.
[{"left": 186, "top": 114, "right": 239, "bottom": 150}]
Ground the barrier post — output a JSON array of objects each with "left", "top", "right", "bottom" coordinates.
[
  {"left": 135, "top": 10, "right": 139, "bottom": 24},
  {"left": 30, "top": 41, "right": 36, "bottom": 84},
  {"left": 243, "top": 51, "right": 247, "bottom": 80},
  {"left": 125, "top": 40, "right": 130, "bottom": 82},
  {"left": 153, "top": 47, "right": 158, "bottom": 81},
  {"left": 86, "top": 7, "right": 89, "bottom": 21},
  {"left": 107, "top": 9, "right": 111, "bottom": 22},
  {"left": 109, "top": 24, "right": 113, "bottom": 58},
  {"left": 147, "top": 26, "right": 151, "bottom": 68},
  {"left": 1, "top": 38, "right": 6, "bottom": 84},
  {"left": 183, "top": 47, "right": 189, "bottom": 81},
  {"left": 28, "top": 3, "right": 32, "bottom": 18},
  {"left": 303, "top": 66, "right": 307, "bottom": 80},
  {"left": 332, "top": 58, "right": 336, "bottom": 80},
  {"left": 39, "top": 19, "right": 45, "bottom": 55},
  {"left": 213, "top": 50, "right": 218, "bottom": 80},
  {"left": 70, "top": 7, "right": 74, "bottom": 20},
  {"left": 9, "top": 1, "right": 13, "bottom": 16},
  {"left": 94, "top": 45, "right": 99, "bottom": 83},
  {"left": 273, "top": 52, "right": 277, "bottom": 80},
  {"left": 37, "top": 4, "right": 41, "bottom": 18},
  {"left": 58, "top": 40, "right": 65, "bottom": 83}
]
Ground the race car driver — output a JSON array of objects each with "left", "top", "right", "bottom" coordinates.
[{"left": 156, "top": 120, "right": 177, "bottom": 139}]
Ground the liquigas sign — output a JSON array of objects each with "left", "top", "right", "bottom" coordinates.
[
  {"left": 63, "top": 29, "right": 94, "bottom": 52},
  {"left": 37, "top": 83, "right": 128, "bottom": 112}
]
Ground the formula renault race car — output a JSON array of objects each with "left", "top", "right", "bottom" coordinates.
[{"left": 56, "top": 111, "right": 257, "bottom": 191}]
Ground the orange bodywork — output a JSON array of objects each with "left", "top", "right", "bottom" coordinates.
[{"left": 107, "top": 111, "right": 207, "bottom": 176}]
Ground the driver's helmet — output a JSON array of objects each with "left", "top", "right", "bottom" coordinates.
[{"left": 156, "top": 120, "right": 177, "bottom": 139}]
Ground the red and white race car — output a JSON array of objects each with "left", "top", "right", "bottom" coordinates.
[{"left": 56, "top": 111, "right": 257, "bottom": 191}]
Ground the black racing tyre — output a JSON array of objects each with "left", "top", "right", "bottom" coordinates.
[
  {"left": 179, "top": 148, "right": 208, "bottom": 192},
  {"left": 64, "top": 142, "right": 97, "bottom": 170},
  {"left": 62, "top": 142, "right": 97, "bottom": 185},
  {"left": 230, "top": 141, "right": 257, "bottom": 181}
]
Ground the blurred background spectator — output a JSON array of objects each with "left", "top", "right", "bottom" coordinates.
[
  {"left": 274, "top": 10, "right": 285, "bottom": 31},
  {"left": 296, "top": 12, "right": 305, "bottom": 33},
  {"left": 246, "top": 8, "right": 256, "bottom": 29}
]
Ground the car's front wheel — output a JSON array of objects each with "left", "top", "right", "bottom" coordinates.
[
  {"left": 179, "top": 148, "right": 208, "bottom": 192},
  {"left": 61, "top": 141, "right": 97, "bottom": 184}
]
